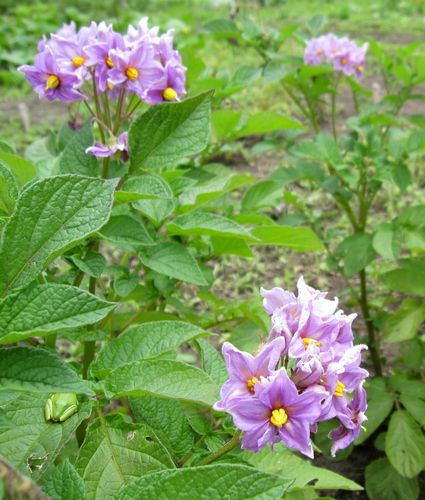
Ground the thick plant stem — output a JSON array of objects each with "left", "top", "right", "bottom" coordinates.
[
  {"left": 359, "top": 269, "right": 382, "bottom": 376},
  {"left": 197, "top": 431, "right": 242, "bottom": 466}
]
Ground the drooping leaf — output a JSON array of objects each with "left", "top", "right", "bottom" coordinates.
[
  {"left": 251, "top": 225, "right": 324, "bottom": 251},
  {"left": 115, "top": 464, "right": 291, "bottom": 500},
  {"left": 0, "top": 175, "right": 117, "bottom": 295},
  {"left": 42, "top": 459, "right": 86, "bottom": 500},
  {"left": 130, "top": 396, "right": 195, "bottom": 458},
  {"left": 385, "top": 410, "right": 425, "bottom": 478},
  {"left": 0, "top": 346, "right": 94, "bottom": 395},
  {"left": 0, "top": 284, "right": 115, "bottom": 344},
  {"left": 139, "top": 242, "right": 207, "bottom": 286},
  {"left": 92, "top": 321, "right": 205, "bottom": 378},
  {"left": 129, "top": 91, "right": 213, "bottom": 170},
  {"left": 381, "top": 267, "right": 425, "bottom": 297},
  {"left": 365, "top": 458, "right": 419, "bottom": 500},
  {"left": 0, "top": 150, "right": 37, "bottom": 186},
  {"left": 76, "top": 414, "right": 174, "bottom": 500},
  {"left": 0, "top": 392, "right": 92, "bottom": 478},
  {"left": 103, "top": 359, "right": 219, "bottom": 406},
  {"left": 70, "top": 251, "right": 106, "bottom": 278}
]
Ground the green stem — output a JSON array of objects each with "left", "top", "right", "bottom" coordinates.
[
  {"left": 359, "top": 269, "right": 382, "bottom": 376},
  {"left": 197, "top": 431, "right": 242, "bottom": 466},
  {"left": 45, "top": 333, "right": 57, "bottom": 350},
  {"left": 91, "top": 72, "right": 106, "bottom": 143}
]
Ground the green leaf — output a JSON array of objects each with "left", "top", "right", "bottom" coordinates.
[
  {"left": 241, "top": 180, "right": 282, "bottom": 211},
  {"left": 355, "top": 378, "right": 394, "bottom": 445},
  {"left": 0, "top": 392, "right": 92, "bottom": 478},
  {"left": 0, "top": 175, "right": 117, "bottom": 295},
  {"left": 70, "top": 252, "right": 106, "bottom": 278},
  {"left": 130, "top": 396, "right": 195, "bottom": 458},
  {"left": 0, "top": 160, "right": 18, "bottom": 214},
  {"left": 251, "top": 225, "right": 324, "bottom": 251},
  {"left": 400, "top": 395, "right": 425, "bottom": 426},
  {"left": 235, "top": 111, "right": 303, "bottom": 138},
  {"left": 365, "top": 458, "right": 419, "bottom": 500},
  {"left": 373, "top": 223, "right": 402, "bottom": 261},
  {"left": 210, "top": 237, "right": 253, "bottom": 258},
  {"left": 0, "top": 347, "right": 94, "bottom": 395},
  {"left": 103, "top": 359, "right": 219, "bottom": 406},
  {"left": 26, "top": 136, "right": 59, "bottom": 178},
  {"left": 59, "top": 122, "right": 99, "bottom": 177},
  {"left": 139, "top": 242, "right": 207, "bottom": 286},
  {"left": 381, "top": 267, "right": 425, "bottom": 297},
  {"left": 0, "top": 284, "right": 115, "bottom": 345},
  {"left": 196, "top": 338, "right": 228, "bottom": 386},
  {"left": 42, "top": 459, "right": 86, "bottom": 500},
  {"left": 98, "top": 215, "right": 155, "bottom": 249},
  {"left": 129, "top": 91, "right": 213, "bottom": 170},
  {"left": 115, "top": 464, "right": 291, "bottom": 500},
  {"left": 92, "top": 321, "right": 205, "bottom": 378},
  {"left": 244, "top": 443, "right": 361, "bottom": 491},
  {"left": 212, "top": 109, "right": 242, "bottom": 140},
  {"left": 386, "top": 410, "right": 425, "bottom": 478},
  {"left": 76, "top": 414, "right": 174, "bottom": 500},
  {"left": 117, "top": 175, "right": 171, "bottom": 203},
  {"left": 383, "top": 299, "right": 425, "bottom": 342},
  {"left": 0, "top": 150, "right": 37, "bottom": 186},
  {"left": 130, "top": 175, "right": 174, "bottom": 224},
  {"left": 168, "top": 212, "right": 256, "bottom": 241},
  {"left": 389, "top": 375, "right": 425, "bottom": 400},
  {"left": 343, "top": 233, "right": 376, "bottom": 277}
]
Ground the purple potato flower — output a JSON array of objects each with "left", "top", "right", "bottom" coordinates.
[
  {"left": 125, "top": 17, "right": 160, "bottom": 47},
  {"left": 108, "top": 41, "right": 164, "bottom": 99},
  {"left": 18, "top": 47, "right": 84, "bottom": 102},
  {"left": 213, "top": 337, "right": 285, "bottom": 412},
  {"left": 226, "top": 369, "right": 327, "bottom": 457},
  {"left": 145, "top": 61, "right": 186, "bottom": 103},
  {"left": 86, "top": 131, "right": 128, "bottom": 160},
  {"left": 329, "top": 382, "right": 368, "bottom": 456}
]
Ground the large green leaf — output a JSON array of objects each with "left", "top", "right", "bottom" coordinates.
[
  {"left": 0, "top": 392, "right": 92, "bottom": 478},
  {"left": 115, "top": 464, "right": 291, "bottom": 500},
  {"left": 244, "top": 443, "right": 361, "bottom": 491},
  {"left": 0, "top": 284, "right": 115, "bottom": 344},
  {"left": 168, "top": 212, "right": 256, "bottom": 241},
  {"left": 59, "top": 122, "right": 99, "bottom": 177},
  {"left": 0, "top": 347, "right": 94, "bottom": 395},
  {"left": 103, "top": 359, "right": 219, "bottom": 406},
  {"left": 129, "top": 91, "right": 213, "bottom": 170},
  {"left": 383, "top": 298, "right": 425, "bottom": 342},
  {"left": 0, "top": 175, "right": 117, "bottom": 295},
  {"left": 251, "top": 225, "right": 324, "bottom": 251},
  {"left": 92, "top": 321, "right": 205, "bottom": 378},
  {"left": 400, "top": 395, "right": 425, "bottom": 426},
  {"left": 76, "top": 414, "right": 174, "bottom": 500},
  {"left": 386, "top": 410, "right": 425, "bottom": 478},
  {"left": 139, "top": 242, "right": 207, "bottom": 286},
  {"left": 0, "top": 159, "right": 18, "bottom": 214},
  {"left": 130, "top": 396, "right": 195, "bottom": 459},
  {"left": 365, "top": 458, "right": 419, "bottom": 500},
  {"left": 42, "top": 459, "right": 86, "bottom": 500}
]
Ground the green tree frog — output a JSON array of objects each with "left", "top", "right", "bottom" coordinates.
[{"left": 45, "top": 393, "right": 79, "bottom": 422}]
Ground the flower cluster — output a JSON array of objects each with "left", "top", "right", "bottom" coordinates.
[
  {"left": 18, "top": 18, "right": 186, "bottom": 159},
  {"left": 214, "top": 277, "right": 368, "bottom": 458},
  {"left": 304, "top": 34, "right": 368, "bottom": 79}
]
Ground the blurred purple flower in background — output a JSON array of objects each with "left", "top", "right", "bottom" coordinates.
[{"left": 304, "top": 33, "right": 368, "bottom": 79}]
